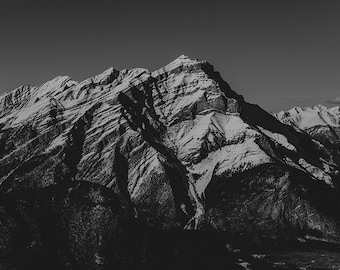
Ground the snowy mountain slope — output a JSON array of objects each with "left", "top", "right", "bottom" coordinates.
[{"left": 1, "top": 55, "right": 340, "bottom": 255}]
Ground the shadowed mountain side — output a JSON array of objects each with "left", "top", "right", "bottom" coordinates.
[{"left": 0, "top": 181, "right": 248, "bottom": 270}]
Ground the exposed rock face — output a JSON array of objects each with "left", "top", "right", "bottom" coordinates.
[{"left": 1, "top": 55, "right": 340, "bottom": 268}]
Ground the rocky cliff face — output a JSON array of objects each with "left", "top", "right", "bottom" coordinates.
[{"left": 1, "top": 55, "right": 340, "bottom": 269}]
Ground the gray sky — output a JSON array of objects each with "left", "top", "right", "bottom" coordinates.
[{"left": 1, "top": 0, "right": 340, "bottom": 111}]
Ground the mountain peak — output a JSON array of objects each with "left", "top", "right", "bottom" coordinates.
[
  {"left": 91, "top": 67, "right": 119, "bottom": 85},
  {"left": 176, "top": 54, "right": 192, "bottom": 61},
  {"left": 171, "top": 54, "right": 198, "bottom": 65},
  {"left": 152, "top": 55, "right": 202, "bottom": 78}
]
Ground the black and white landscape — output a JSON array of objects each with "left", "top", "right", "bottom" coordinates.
[{"left": 1, "top": 55, "right": 340, "bottom": 269}]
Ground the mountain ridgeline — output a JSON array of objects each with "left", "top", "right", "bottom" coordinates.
[{"left": 0, "top": 55, "right": 340, "bottom": 269}]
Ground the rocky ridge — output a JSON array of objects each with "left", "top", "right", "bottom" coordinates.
[{"left": 1, "top": 55, "right": 340, "bottom": 269}]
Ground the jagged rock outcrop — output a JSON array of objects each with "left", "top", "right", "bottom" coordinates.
[{"left": 1, "top": 55, "right": 340, "bottom": 268}]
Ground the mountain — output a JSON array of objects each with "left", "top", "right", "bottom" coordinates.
[
  {"left": 1, "top": 55, "right": 340, "bottom": 269},
  {"left": 274, "top": 105, "right": 340, "bottom": 164}
]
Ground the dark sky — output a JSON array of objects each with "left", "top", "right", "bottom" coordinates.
[{"left": 1, "top": 0, "right": 340, "bottom": 111}]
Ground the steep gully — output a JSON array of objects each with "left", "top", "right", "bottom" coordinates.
[{"left": 117, "top": 79, "right": 204, "bottom": 229}]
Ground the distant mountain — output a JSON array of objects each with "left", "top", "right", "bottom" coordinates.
[
  {"left": 274, "top": 105, "right": 340, "bottom": 162},
  {"left": 1, "top": 55, "right": 340, "bottom": 269}
]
